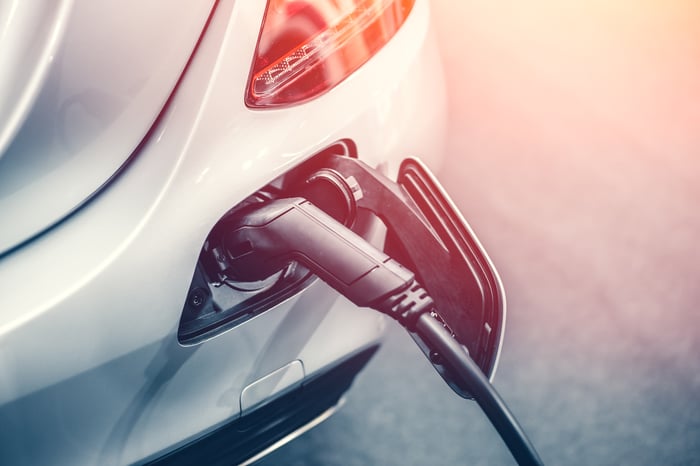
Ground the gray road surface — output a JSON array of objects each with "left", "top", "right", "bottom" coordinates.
[{"left": 259, "top": 1, "right": 700, "bottom": 464}]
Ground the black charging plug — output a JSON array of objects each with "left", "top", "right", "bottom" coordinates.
[{"left": 223, "top": 197, "right": 434, "bottom": 329}]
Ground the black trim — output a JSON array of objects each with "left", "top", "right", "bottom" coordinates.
[{"left": 147, "top": 345, "right": 379, "bottom": 466}]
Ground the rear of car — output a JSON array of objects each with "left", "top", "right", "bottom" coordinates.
[{"left": 0, "top": 0, "right": 447, "bottom": 463}]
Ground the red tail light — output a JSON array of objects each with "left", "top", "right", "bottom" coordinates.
[{"left": 246, "top": 0, "right": 415, "bottom": 108}]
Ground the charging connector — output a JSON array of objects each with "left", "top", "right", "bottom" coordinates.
[
  {"left": 224, "top": 196, "right": 542, "bottom": 466},
  {"left": 223, "top": 198, "right": 434, "bottom": 328}
]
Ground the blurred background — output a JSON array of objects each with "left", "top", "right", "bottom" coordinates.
[{"left": 260, "top": 1, "right": 700, "bottom": 464}]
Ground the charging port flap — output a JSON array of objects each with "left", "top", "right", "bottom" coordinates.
[
  {"left": 395, "top": 158, "right": 506, "bottom": 382},
  {"left": 323, "top": 155, "right": 506, "bottom": 388}
]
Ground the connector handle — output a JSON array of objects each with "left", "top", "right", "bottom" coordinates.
[{"left": 224, "top": 198, "right": 416, "bottom": 309}]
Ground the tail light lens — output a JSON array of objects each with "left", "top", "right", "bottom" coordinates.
[{"left": 246, "top": 0, "right": 415, "bottom": 108}]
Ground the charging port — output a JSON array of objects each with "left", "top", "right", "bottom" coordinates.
[{"left": 177, "top": 141, "right": 371, "bottom": 345}]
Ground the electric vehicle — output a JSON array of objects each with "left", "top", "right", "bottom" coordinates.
[{"left": 0, "top": 0, "right": 451, "bottom": 464}]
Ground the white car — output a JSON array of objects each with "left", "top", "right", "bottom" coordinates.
[{"left": 0, "top": 0, "right": 450, "bottom": 464}]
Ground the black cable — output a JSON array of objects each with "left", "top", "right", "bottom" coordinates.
[{"left": 415, "top": 313, "right": 544, "bottom": 466}]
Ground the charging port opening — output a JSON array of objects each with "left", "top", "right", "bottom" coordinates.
[{"left": 177, "top": 140, "right": 377, "bottom": 345}]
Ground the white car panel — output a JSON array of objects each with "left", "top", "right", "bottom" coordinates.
[
  {"left": 0, "top": 0, "right": 216, "bottom": 255},
  {"left": 0, "top": 0, "right": 72, "bottom": 158},
  {"left": 0, "top": 0, "right": 446, "bottom": 463}
]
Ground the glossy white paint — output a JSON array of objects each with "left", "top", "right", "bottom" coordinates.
[
  {"left": 0, "top": 0, "right": 216, "bottom": 254},
  {"left": 0, "top": 0, "right": 72, "bottom": 158},
  {"left": 0, "top": 0, "right": 446, "bottom": 463}
]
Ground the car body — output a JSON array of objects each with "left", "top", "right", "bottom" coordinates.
[{"left": 0, "top": 0, "right": 447, "bottom": 463}]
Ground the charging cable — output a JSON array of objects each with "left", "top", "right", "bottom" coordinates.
[{"left": 224, "top": 197, "right": 543, "bottom": 466}]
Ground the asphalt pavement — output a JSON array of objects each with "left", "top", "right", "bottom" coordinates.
[{"left": 259, "top": 1, "right": 700, "bottom": 464}]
